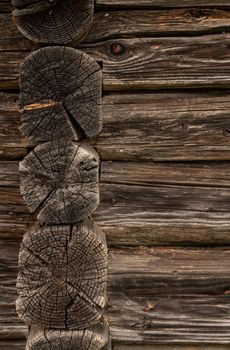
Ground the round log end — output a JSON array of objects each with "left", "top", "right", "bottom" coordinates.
[
  {"left": 26, "top": 322, "right": 109, "bottom": 349},
  {"left": 17, "top": 220, "right": 108, "bottom": 329},
  {"left": 19, "top": 141, "right": 100, "bottom": 224},
  {"left": 12, "top": 0, "right": 94, "bottom": 44},
  {"left": 19, "top": 47, "right": 102, "bottom": 141}
]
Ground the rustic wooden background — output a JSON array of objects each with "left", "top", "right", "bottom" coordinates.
[{"left": 1, "top": 0, "right": 230, "bottom": 349}]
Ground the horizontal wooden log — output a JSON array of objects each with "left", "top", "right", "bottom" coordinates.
[
  {"left": 96, "top": 0, "right": 230, "bottom": 8},
  {"left": 1, "top": 160, "right": 230, "bottom": 245},
  {"left": 2, "top": 10, "right": 230, "bottom": 50},
  {"left": 2, "top": 91, "right": 230, "bottom": 161},
  {"left": 2, "top": 34, "right": 230, "bottom": 91},
  {"left": 1, "top": 242, "right": 230, "bottom": 344}
]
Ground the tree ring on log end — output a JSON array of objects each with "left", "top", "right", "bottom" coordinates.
[
  {"left": 26, "top": 323, "right": 109, "bottom": 350},
  {"left": 19, "top": 47, "right": 102, "bottom": 141},
  {"left": 12, "top": 0, "right": 94, "bottom": 44},
  {"left": 16, "top": 220, "right": 108, "bottom": 329},
  {"left": 19, "top": 140, "right": 100, "bottom": 224}
]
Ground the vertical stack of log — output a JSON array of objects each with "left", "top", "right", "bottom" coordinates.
[{"left": 11, "top": 1, "right": 109, "bottom": 349}]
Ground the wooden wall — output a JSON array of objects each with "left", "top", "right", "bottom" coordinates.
[{"left": 1, "top": 0, "right": 230, "bottom": 349}]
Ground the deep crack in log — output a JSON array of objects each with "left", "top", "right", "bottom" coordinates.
[
  {"left": 19, "top": 47, "right": 102, "bottom": 141},
  {"left": 19, "top": 140, "right": 100, "bottom": 224},
  {"left": 16, "top": 220, "right": 108, "bottom": 329},
  {"left": 12, "top": 0, "right": 94, "bottom": 44}
]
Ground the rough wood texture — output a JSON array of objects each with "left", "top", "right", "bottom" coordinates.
[
  {"left": 2, "top": 10, "right": 230, "bottom": 50},
  {"left": 26, "top": 323, "right": 109, "bottom": 350},
  {"left": 19, "top": 141, "right": 99, "bottom": 224},
  {"left": 16, "top": 220, "right": 107, "bottom": 329},
  {"left": 2, "top": 34, "right": 230, "bottom": 90},
  {"left": 1, "top": 160, "right": 230, "bottom": 245},
  {"left": 1, "top": 242, "right": 230, "bottom": 344},
  {"left": 12, "top": 0, "right": 94, "bottom": 44},
  {"left": 20, "top": 47, "right": 102, "bottom": 140},
  {"left": 2, "top": 91, "right": 230, "bottom": 161},
  {"left": 96, "top": 0, "right": 230, "bottom": 8}
]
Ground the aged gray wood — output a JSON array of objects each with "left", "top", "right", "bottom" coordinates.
[
  {"left": 2, "top": 34, "right": 230, "bottom": 91},
  {"left": 2, "top": 10, "right": 230, "bottom": 50},
  {"left": 1, "top": 160, "right": 230, "bottom": 245},
  {"left": 96, "top": 0, "right": 230, "bottom": 8},
  {"left": 19, "top": 141, "right": 99, "bottom": 224},
  {"left": 12, "top": 0, "right": 94, "bottom": 44},
  {"left": 26, "top": 323, "right": 109, "bottom": 350},
  {"left": 20, "top": 47, "right": 102, "bottom": 140},
  {"left": 1, "top": 242, "right": 230, "bottom": 343},
  {"left": 2, "top": 91, "right": 230, "bottom": 161},
  {"left": 16, "top": 220, "right": 107, "bottom": 329}
]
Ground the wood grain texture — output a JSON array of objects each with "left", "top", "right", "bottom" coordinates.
[
  {"left": 16, "top": 221, "right": 107, "bottom": 329},
  {"left": 19, "top": 141, "right": 99, "bottom": 224},
  {"left": 12, "top": 0, "right": 94, "bottom": 44},
  {"left": 1, "top": 242, "right": 230, "bottom": 344},
  {"left": 2, "top": 91, "right": 230, "bottom": 161},
  {"left": 2, "top": 10, "right": 230, "bottom": 50},
  {"left": 96, "top": 0, "right": 230, "bottom": 8},
  {"left": 2, "top": 34, "right": 230, "bottom": 90},
  {"left": 1, "top": 160, "right": 230, "bottom": 245},
  {"left": 20, "top": 46, "right": 102, "bottom": 140},
  {"left": 25, "top": 324, "right": 109, "bottom": 350}
]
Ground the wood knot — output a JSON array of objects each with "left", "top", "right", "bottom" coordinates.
[
  {"left": 224, "top": 128, "right": 230, "bottom": 136},
  {"left": 188, "top": 8, "right": 206, "bottom": 19},
  {"left": 110, "top": 42, "right": 126, "bottom": 57}
]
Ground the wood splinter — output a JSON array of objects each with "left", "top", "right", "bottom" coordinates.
[
  {"left": 26, "top": 322, "right": 109, "bottom": 350},
  {"left": 19, "top": 46, "right": 102, "bottom": 141},
  {"left": 12, "top": 0, "right": 94, "bottom": 44},
  {"left": 16, "top": 220, "right": 108, "bottom": 329},
  {"left": 19, "top": 140, "right": 100, "bottom": 224}
]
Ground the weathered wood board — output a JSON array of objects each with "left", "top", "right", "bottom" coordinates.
[
  {"left": 1, "top": 241, "right": 230, "bottom": 344},
  {"left": 1, "top": 92, "right": 230, "bottom": 161},
  {"left": 1, "top": 160, "right": 230, "bottom": 245}
]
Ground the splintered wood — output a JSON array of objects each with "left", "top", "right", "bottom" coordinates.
[
  {"left": 19, "top": 47, "right": 102, "bottom": 141},
  {"left": 16, "top": 221, "right": 107, "bottom": 329},
  {"left": 12, "top": 9, "right": 108, "bottom": 347},
  {"left": 12, "top": 0, "right": 94, "bottom": 44},
  {"left": 19, "top": 141, "right": 100, "bottom": 223}
]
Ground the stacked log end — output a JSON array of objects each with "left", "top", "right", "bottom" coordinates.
[
  {"left": 12, "top": 0, "right": 94, "bottom": 44},
  {"left": 11, "top": 5, "right": 110, "bottom": 347}
]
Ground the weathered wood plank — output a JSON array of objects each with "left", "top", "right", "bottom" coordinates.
[
  {"left": 2, "top": 92, "right": 230, "bottom": 161},
  {"left": 2, "top": 34, "right": 230, "bottom": 91},
  {"left": 2, "top": 10, "right": 230, "bottom": 50},
  {"left": 1, "top": 161, "right": 230, "bottom": 245},
  {"left": 1, "top": 242, "right": 230, "bottom": 344},
  {"left": 96, "top": 0, "right": 230, "bottom": 8}
]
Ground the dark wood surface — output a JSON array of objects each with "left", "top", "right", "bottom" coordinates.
[
  {"left": 1, "top": 0, "right": 230, "bottom": 348},
  {"left": 1, "top": 241, "right": 230, "bottom": 344}
]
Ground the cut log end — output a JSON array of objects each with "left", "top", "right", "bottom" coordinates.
[
  {"left": 12, "top": 0, "right": 94, "bottom": 44},
  {"left": 16, "top": 220, "right": 108, "bottom": 329},
  {"left": 26, "top": 323, "right": 109, "bottom": 350},
  {"left": 19, "top": 141, "right": 100, "bottom": 224},
  {"left": 19, "top": 46, "right": 102, "bottom": 141}
]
